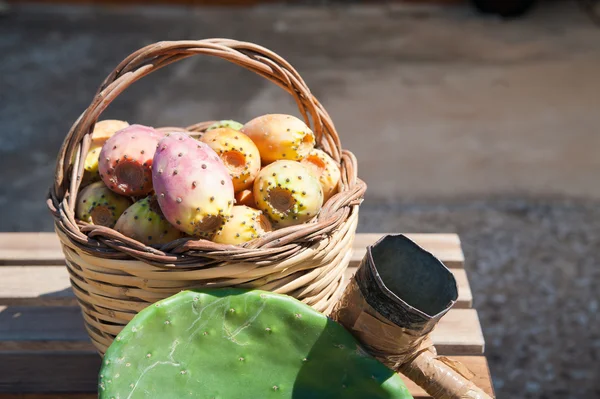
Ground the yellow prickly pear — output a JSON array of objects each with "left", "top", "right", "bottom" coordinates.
[
  {"left": 212, "top": 205, "right": 272, "bottom": 245},
  {"left": 253, "top": 160, "right": 323, "bottom": 228},
  {"left": 114, "top": 195, "right": 186, "bottom": 246},
  {"left": 76, "top": 181, "right": 132, "bottom": 228}
]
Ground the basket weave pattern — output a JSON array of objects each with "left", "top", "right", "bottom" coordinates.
[{"left": 48, "top": 39, "right": 366, "bottom": 355}]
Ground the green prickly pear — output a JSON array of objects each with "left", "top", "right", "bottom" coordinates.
[
  {"left": 254, "top": 160, "right": 323, "bottom": 228},
  {"left": 241, "top": 114, "right": 316, "bottom": 164},
  {"left": 99, "top": 289, "right": 413, "bottom": 399},
  {"left": 98, "top": 124, "right": 163, "bottom": 196},
  {"left": 152, "top": 132, "right": 235, "bottom": 237},
  {"left": 212, "top": 205, "right": 272, "bottom": 245},
  {"left": 114, "top": 195, "right": 186, "bottom": 246},
  {"left": 76, "top": 181, "right": 132, "bottom": 227},
  {"left": 206, "top": 119, "right": 243, "bottom": 131}
]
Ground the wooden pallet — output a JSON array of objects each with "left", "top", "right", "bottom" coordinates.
[{"left": 0, "top": 233, "right": 494, "bottom": 398}]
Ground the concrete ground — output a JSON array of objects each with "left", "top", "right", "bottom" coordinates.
[{"left": 1, "top": 2, "right": 599, "bottom": 397}]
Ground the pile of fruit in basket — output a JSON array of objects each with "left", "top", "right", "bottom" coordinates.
[{"left": 76, "top": 114, "right": 341, "bottom": 246}]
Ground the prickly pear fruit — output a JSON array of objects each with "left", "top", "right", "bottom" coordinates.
[
  {"left": 199, "top": 128, "right": 261, "bottom": 192},
  {"left": 114, "top": 195, "right": 186, "bottom": 246},
  {"left": 241, "top": 114, "right": 316, "bottom": 164},
  {"left": 206, "top": 120, "right": 243, "bottom": 131},
  {"left": 99, "top": 289, "right": 412, "bottom": 399},
  {"left": 301, "top": 148, "right": 341, "bottom": 201},
  {"left": 253, "top": 160, "right": 323, "bottom": 228},
  {"left": 98, "top": 124, "right": 162, "bottom": 196},
  {"left": 152, "top": 132, "right": 235, "bottom": 237},
  {"left": 235, "top": 189, "right": 256, "bottom": 208},
  {"left": 76, "top": 181, "right": 132, "bottom": 227},
  {"left": 212, "top": 205, "right": 272, "bottom": 245}
]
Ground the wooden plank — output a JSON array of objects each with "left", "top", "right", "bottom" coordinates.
[
  {"left": 0, "top": 354, "right": 492, "bottom": 398},
  {"left": 0, "top": 233, "right": 63, "bottom": 266},
  {"left": 0, "top": 267, "right": 77, "bottom": 307},
  {"left": 0, "top": 266, "right": 473, "bottom": 309},
  {"left": 0, "top": 233, "right": 464, "bottom": 268},
  {"left": 0, "top": 306, "right": 483, "bottom": 355}
]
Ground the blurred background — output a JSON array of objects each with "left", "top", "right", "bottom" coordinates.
[{"left": 1, "top": 0, "right": 599, "bottom": 397}]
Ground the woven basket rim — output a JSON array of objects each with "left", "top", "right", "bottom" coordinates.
[{"left": 48, "top": 38, "right": 366, "bottom": 266}]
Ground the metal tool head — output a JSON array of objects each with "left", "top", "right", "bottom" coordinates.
[{"left": 356, "top": 234, "right": 458, "bottom": 333}]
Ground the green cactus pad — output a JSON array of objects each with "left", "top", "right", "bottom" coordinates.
[
  {"left": 99, "top": 289, "right": 412, "bottom": 399},
  {"left": 206, "top": 120, "right": 243, "bottom": 131}
]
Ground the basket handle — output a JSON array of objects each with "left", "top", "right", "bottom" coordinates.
[{"left": 54, "top": 39, "right": 345, "bottom": 202}]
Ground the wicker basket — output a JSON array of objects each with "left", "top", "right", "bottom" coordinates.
[{"left": 48, "top": 39, "right": 366, "bottom": 355}]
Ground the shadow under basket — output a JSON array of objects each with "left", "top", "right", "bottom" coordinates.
[{"left": 47, "top": 39, "right": 366, "bottom": 356}]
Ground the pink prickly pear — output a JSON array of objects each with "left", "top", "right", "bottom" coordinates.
[
  {"left": 114, "top": 195, "right": 186, "bottom": 246},
  {"left": 212, "top": 205, "right": 272, "bottom": 245},
  {"left": 241, "top": 114, "right": 315, "bottom": 164},
  {"left": 152, "top": 132, "right": 235, "bottom": 237},
  {"left": 76, "top": 181, "right": 132, "bottom": 227},
  {"left": 199, "top": 127, "right": 261, "bottom": 192},
  {"left": 301, "top": 148, "right": 341, "bottom": 201},
  {"left": 98, "top": 124, "right": 162, "bottom": 196},
  {"left": 253, "top": 160, "right": 323, "bottom": 228}
]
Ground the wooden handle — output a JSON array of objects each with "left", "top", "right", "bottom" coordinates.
[{"left": 399, "top": 351, "right": 493, "bottom": 399}]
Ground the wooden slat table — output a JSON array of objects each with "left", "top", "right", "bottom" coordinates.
[{"left": 0, "top": 233, "right": 494, "bottom": 398}]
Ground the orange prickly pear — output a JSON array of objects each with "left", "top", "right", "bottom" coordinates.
[
  {"left": 235, "top": 189, "right": 256, "bottom": 208},
  {"left": 301, "top": 149, "right": 341, "bottom": 201},
  {"left": 199, "top": 128, "right": 261, "bottom": 192},
  {"left": 241, "top": 114, "right": 315, "bottom": 164}
]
